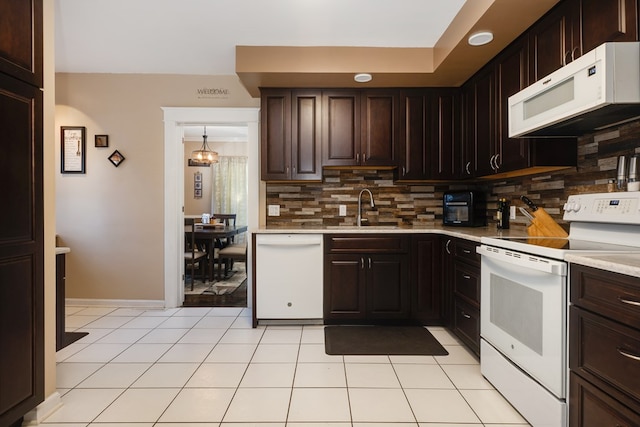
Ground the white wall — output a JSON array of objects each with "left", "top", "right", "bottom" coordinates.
[{"left": 55, "top": 74, "right": 259, "bottom": 303}]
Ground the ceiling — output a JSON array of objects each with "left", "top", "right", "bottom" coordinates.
[{"left": 54, "top": 0, "right": 561, "bottom": 97}]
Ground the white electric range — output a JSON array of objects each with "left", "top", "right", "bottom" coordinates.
[{"left": 478, "top": 192, "right": 640, "bottom": 427}]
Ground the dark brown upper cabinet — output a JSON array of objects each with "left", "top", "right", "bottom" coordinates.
[
  {"left": 0, "top": 0, "right": 43, "bottom": 87},
  {"left": 580, "top": 0, "right": 638, "bottom": 54},
  {"left": 260, "top": 89, "right": 322, "bottom": 181},
  {"left": 529, "top": 0, "right": 638, "bottom": 82},
  {"left": 496, "top": 39, "right": 530, "bottom": 173},
  {"left": 397, "top": 90, "right": 432, "bottom": 180},
  {"left": 323, "top": 89, "right": 398, "bottom": 167},
  {"left": 430, "top": 89, "right": 462, "bottom": 180}
]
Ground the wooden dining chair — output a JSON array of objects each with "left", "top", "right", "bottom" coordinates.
[
  {"left": 217, "top": 238, "right": 247, "bottom": 279},
  {"left": 184, "top": 220, "right": 208, "bottom": 291},
  {"left": 211, "top": 213, "right": 237, "bottom": 248}
]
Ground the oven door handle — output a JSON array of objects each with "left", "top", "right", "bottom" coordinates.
[{"left": 477, "top": 245, "right": 567, "bottom": 276}]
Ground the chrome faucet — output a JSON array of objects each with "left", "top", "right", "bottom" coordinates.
[{"left": 357, "top": 188, "right": 375, "bottom": 226}]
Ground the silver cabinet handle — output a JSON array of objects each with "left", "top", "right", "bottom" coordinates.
[
  {"left": 402, "top": 166, "right": 406, "bottom": 176},
  {"left": 571, "top": 46, "right": 580, "bottom": 61},
  {"left": 362, "top": 153, "right": 366, "bottom": 164},
  {"left": 489, "top": 155, "right": 496, "bottom": 171},
  {"left": 465, "top": 161, "right": 471, "bottom": 175},
  {"left": 563, "top": 50, "right": 571, "bottom": 66},
  {"left": 356, "top": 153, "right": 360, "bottom": 164},
  {"left": 360, "top": 257, "right": 364, "bottom": 269},
  {"left": 461, "top": 311, "right": 471, "bottom": 319},
  {"left": 617, "top": 347, "right": 640, "bottom": 362},
  {"left": 368, "top": 257, "right": 372, "bottom": 269},
  {"left": 619, "top": 296, "right": 640, "bottom": 307},
  {"left": 494, "top": 153, "right": 500, "bottom": 170},
  {"left": 293, "top": 166, "right": 296, "bottom": 174},
  {"left": 445, "top": 239, "right": 452, "bottom": 255},
  {"left": 286, "top": 166, "right": 289, "bottom": 174},
  {"left": 463, "top": 274, "right": 471, "bottom": 280},
  {"left": 463, "top": 249, "right": 471, "bottom": 254}
]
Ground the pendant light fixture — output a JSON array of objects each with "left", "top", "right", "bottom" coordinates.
[{"left": 191, "top": 126, "right": 218, "bottom": 164}]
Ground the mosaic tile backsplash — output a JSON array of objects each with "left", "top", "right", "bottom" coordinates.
[{"left": 265, "top": 120, "right": 640, "bottom": 229}]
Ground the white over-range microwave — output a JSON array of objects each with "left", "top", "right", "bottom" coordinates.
[{"left": 509, "top": 42, "right": 640, "bottom": 138}]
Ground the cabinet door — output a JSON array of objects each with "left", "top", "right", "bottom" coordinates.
[
  {"left": 431, "top": 89, "right": 462, "bottom": 179},
  {"left": 0, "top": 73, "right": 44, "bottom": 426},
  {"left": 411, "top": 235, "right": 442, "bottom": 323},
  {"left": 461, "top": 84, "right": 476, "bottom": 178},
  {"left": 324, "top": 254, "right": 366, "bottom": 319},
  {"left": 496, "top": 40, "right": 529, "bottom": 173},
  {"left": 322, "top": 90, "right": 360, "bottom": 166},
  {"left": 474, "top": 67, "right": 497, "bottom": 177},
  {"left": 367, "top": 254, "right": 410, "bottom": 319},
  {"left": 397, "top": 90, "right": 431, "bottom": 180},
  {"left": 360, "top": 90, "right": 398, "bottom": 166},
  {"left": 260, "top": 90, "right": 291, "bottom": 180},
  {"left": 0, "top": 0, "right": 42, "bottom": 87},
  {"left": 529, "top": 2, "right": 573, "bottom": 82},
  {"left": 291, "top": 90, "right": 322, "bottom": 180},
  {"left": 581, "top": 0, "right": 638, "bottom": 54}
]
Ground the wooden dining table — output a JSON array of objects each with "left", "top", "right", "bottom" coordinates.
[{"left": 186, "top": 224, "right": 248, "bottom": 282}]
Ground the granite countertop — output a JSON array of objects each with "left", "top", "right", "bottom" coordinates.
[
  {"left": 255, "top": 224, "right": 528, "bottom": 242},
  {"left": 565, "top": 253, "right": 640, "bottom": 279}
]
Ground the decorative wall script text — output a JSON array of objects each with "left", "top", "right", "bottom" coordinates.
[{"left": 196, "top": 87, "right": 230, "bottom": 99}]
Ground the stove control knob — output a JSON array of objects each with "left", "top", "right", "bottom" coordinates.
[
  {"left": 565, "top": 202, "right": 575, "bottom": 212},
  {"left": 573, "top": 203, "right": 582, "bottom": 212}
]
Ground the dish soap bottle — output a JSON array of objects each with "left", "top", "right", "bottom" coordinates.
[{"left": 497, "top": 198, "right": 510, "bottom": 229}]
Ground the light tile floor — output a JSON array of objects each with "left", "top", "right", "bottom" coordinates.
[{"left": 47, "top": 305, "right": 531, "bottom": 426}]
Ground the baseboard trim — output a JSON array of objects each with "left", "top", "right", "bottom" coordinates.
[
  {"left": 66, "top": 298, "right": 165, "bottom": 309},
  {"left": 22, "top": 392, "right": 62, "bottom": 426}
]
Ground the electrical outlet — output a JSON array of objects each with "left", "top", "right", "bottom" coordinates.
[
  {"left": 510, "top": 205, "right": 517, "bottom": 220},
  {"left": 268, "top": 205, "right": 280, "bottom": 216},
  {"left": 339, "top": 205, "right": 347, "bottom": 216}
]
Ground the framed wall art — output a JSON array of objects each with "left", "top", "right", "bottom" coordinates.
[
  {"left": 61, "top": 126, "right": 86, "bottom": 174},
  {"left": 95, "top": 134, "right": 109, "bottom": 147},
  {"left": 108, "top": 150, "right": 125, "bottom": 167}
]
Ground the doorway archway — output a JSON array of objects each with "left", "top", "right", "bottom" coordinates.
[{"left": 162, "top": 107, "right": 260, "bottom": 308}]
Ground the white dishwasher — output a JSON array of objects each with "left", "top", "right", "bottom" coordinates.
[{"left": 255, "top": 234, "right": 323, "bottom": 320}]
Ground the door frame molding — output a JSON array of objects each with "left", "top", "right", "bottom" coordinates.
[{"left": 162, "top": 107, "right": 260, "bottom": 308}]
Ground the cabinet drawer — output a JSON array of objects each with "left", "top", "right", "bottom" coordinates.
[
  {"left": 454, "top": 262, "right": 480, "bottom": 306},
  {"left": 325, "top": 234, "right": 409, "bottom": 253},
  {"left": 453, "top": 297, "right": 480, "bottom": 355},
  {"left": 454, "top": 239, "right": 480, "bottom": 266},
  {"left": 570, "top": 372, "right": 640, "bottom": 427},
  {"left": 571, "top": 265, "right": 640, "bottom": 329},
  {"left": 570, "top": 307, "right": 640, "bottom": 403}
]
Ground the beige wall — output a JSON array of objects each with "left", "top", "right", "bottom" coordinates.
[{"left": 55, "top": 74, "right": 258, "bottom": 301}]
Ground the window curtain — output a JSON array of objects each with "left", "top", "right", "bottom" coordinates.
[{"left": 210, "top": 156, "right": 248, "bottom": 241}]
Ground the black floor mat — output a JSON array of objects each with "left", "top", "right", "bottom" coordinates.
[{"left": 324, "top": 325, "right": 449, "bottom": 356}]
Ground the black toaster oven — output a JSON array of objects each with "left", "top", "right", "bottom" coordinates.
[{"left": 443, "top": 190, "right": 487, "bottom": 227}]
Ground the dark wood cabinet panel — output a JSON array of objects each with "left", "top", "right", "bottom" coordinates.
[
  {"left": 324, "top": 254, "right": 367, "bottom": 319},
  {"left": 473, "top": 67, "right": 496, "bottom": 177},
  {"left": 0, "top": 0, "right": 42, "bottom": 87},
  {"left": 397, "top": 90, "right": 431, "bottom": 180},
  {"left": 496, "top": 40, "right": 529, "bottom": 172},
  {"left": 581, "top": 0, "right": 638, "bottom": 54},
  {"left": 460, "top": 85, "right": 476, "bottom": 178},
  {"left": 360, "top": 90, "right": 399, "bottom": 166},
  {"left": 367, "top": 255, "right": 410, "bottom": 319},
  {"left": 0, "top": 71, "right": 44, "bottom": 426},
  {"left": 291, "top": 91, "right": 322, "bottom": 180},
  {"left": 570, "top": 372, "right": 640, "bottom": 427},
  {"left": 260, "top": 89, "right": 322, "bottom": 181},
  {"left": 411, "top": 235, "right": 442, "bottom": 324},
  {"left": 431, "top": 90, "right": 462, "bottom": 179},
  {"left": 322, "top": 90, "right": 361, "bottom": 166},
  {"left": 324, "top": 234, "right": 410, "bottom": 322},
  {"left": 569, "top": 264, "right": 640, "bottom": 425},
  {"left": 260, "top": 90, "right": 291, "bottom": 180}
]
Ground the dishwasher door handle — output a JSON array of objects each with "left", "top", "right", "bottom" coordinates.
[{"left": 257, "top": 240, "right": 322, "bottom": 247}]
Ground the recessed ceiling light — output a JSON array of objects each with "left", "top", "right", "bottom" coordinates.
[
  {"left": 354, "top": 73, "right": 372, "bottom": 83},
  {"left": 468, "top": 31, "right": 494, "bottom": 46}
]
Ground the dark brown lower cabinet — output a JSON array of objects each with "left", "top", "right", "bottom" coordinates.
[
  {"left": 324, "top": 235, "right": 409, "bottom": 322},
  {"left": 411, "top": 234, "right": 442, "bottom": 324},
  {"left": 569, "top": 265, "right": 640, "bottom": 426}
]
